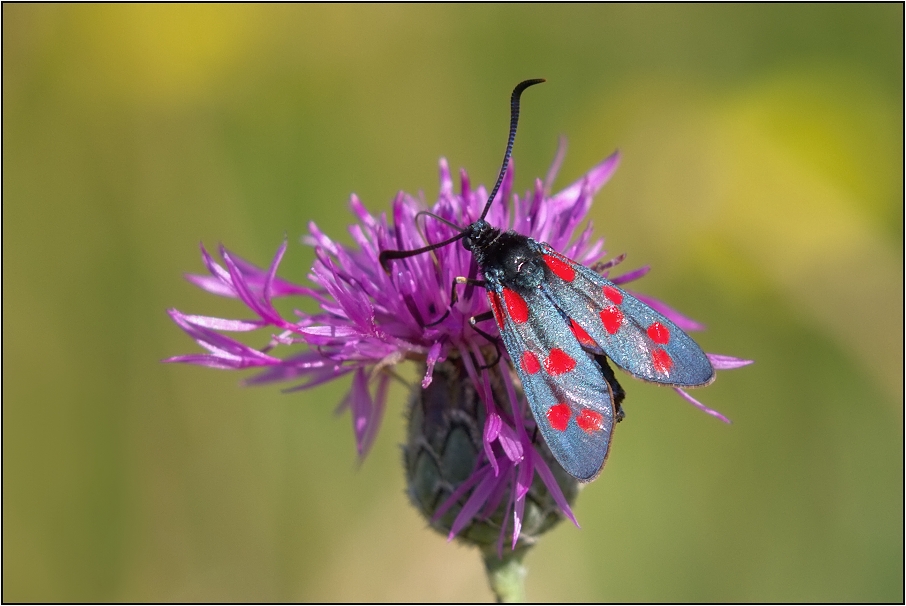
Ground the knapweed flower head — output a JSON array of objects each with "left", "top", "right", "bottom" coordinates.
[{"left": 166, "top": 143, "right": 751, "bottom": 554}]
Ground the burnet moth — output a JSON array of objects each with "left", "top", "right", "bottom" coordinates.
[{"left": 380, "top": 79, "right": 715, "bottom": 482}]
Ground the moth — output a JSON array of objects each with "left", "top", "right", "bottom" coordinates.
[{"left": 381, "top": 79, "right": 714, "bottom": 481}]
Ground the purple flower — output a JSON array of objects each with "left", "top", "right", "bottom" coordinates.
[{"left": 166, "top": 143, "right": 752, "bottom": 552}]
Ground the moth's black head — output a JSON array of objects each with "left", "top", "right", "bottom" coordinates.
[{"left": 461, "top": 219, "right": 497, "bottom": 253}]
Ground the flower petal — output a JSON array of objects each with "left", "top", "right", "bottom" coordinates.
[
  {"left": 447, "top": 467, "right": 500, "bottom": 541},
  {"left": 707, "top": 353, "right": 755, "bottom": 370},
  {"left": 421, "top": 341, "right": 444, "bottom": 388},
  {"left": 497, "top": 422, "right": 524, "bottom": 464},
  {"left": 673, "top": 387, "right": 732, "bottom": 424},
  {"left": 531, "top": 448, "right": 579, "bottom": 527},
  {"left": 483, "top": 412, "right": 502, "bottom": 476},
  {"left": 177, "top": 314, "right": 266, "bottom": 332},
  {"left": 611, "top": 265, "right": 651, "bottom": 285}
]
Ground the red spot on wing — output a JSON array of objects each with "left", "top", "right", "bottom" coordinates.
[
  {"left": 577, "top": 409, "right": 604, "bottom": 433},
  {"left": 544, "top": 348, "right": 577, "bottom": 376},
  {"left": 547, "top": 403, "right": 571, "bottom": 431},
  {"left": 543, "top": 254, "right": 576, "bottom": 282},
  {"left": 569, "top": 319, "right": 597, "bottom": 347},
  {"left": 487, "top": 292, "right": 505, "bottom": 329},
  {"left": 602, "top": 285, "right": 623, "bottom": 305},
  {"left": 647, "top": 322, "right": 670, "bottom": 344},
  {"left": 502, "top": 288, "right": 529, "bottom": 324},
  {"left": 652, "top": 348, "right": 673, "bottom": 373},
  {"left": 521, "top": 351, "right": 541, "bottom": 374},
  {"left": 600, "top": 306, "right": 624, "bottom": 334}
]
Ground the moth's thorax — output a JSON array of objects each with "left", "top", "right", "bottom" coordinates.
[{"left": 465, "top": 221, "right": 545, "bottom": 292}]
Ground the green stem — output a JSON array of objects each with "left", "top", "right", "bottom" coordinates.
[{"left": 482, "top": 545, "right": 530, "bottom": 603}]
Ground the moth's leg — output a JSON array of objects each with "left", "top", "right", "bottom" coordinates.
[
  {"left": 424, "top": 275, "right": 501, "bottom": 369},
  {"left": 425, "top": 276, "right": 488, "bottom": 327},
  {"left": 596, "top": 355, "right": 626, "bottom": 422},
  {"left": 468, "top": 311, "right": 497, "bottom": 343},
  {"left": 469, "top": 311, "right": 502, "bottom": 369}
]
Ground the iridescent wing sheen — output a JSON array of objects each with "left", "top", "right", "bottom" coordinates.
[
  {"left": 537, "top": 244, "right": 715, "bottom": 387},
  {"left": 487, "top": 284, "right": 616, "bottom": 482}
]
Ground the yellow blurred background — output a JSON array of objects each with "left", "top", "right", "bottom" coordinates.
[{"left": 3, "top": 4, "right": 901, "bottom": 602}]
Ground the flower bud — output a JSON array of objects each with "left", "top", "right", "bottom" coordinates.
[{"left": 404, "top": 356, "right": 581, "bottom": 551}]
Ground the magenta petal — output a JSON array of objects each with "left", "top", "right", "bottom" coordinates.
[
  {"left": 611, "top": 265, "right": 651, "bottom": 285},
  {"left": 553, "top": 150, "right": 620, "bottom": 204},
  {"left": 333, "top": 391, "right": 351, "bottom": 415},
  {"left": 422, "top": 341, "right": 443, "bottom": 388},
  {"left": 221, "top": 249, "right": 283, "bottom": 326},
  {"left": 348, "top": 193, "right": 378, "bottom": 230},
  {"left": 163, "top": 354, "right": 246, "bottom": 369},
  {"left": 167, "top": 309, "right": 281, "bottom": 367},
  {"left": 531, "top": 448, "right": 579, "bottom": 527},
  {"left": 583, "top": 150, "right": 621, "bottom": 192},
  {"left": 496, "top": 422, "right": 524, "bottom": 464},
  {"left": 708, "top": 353, "right": 754, "bottom": 370},
  {"left": 460, "top": 344, "right": 497, "bottom": 416},
  {"left": 185, "top": 274, "right": 238, "bottom": 298},
  {"left": 447, "top": 469, "right": 498, "bottom": 541},
  {"left": 349, "top": 368, "right": 373, "bottom": 456},
  {"left": 359, "top": 373, "right": 389, "bottom": 459},
  {"left": 433, "top": 465, "right": 488, "bottom": 523},
  {"left": 263, "top": 238, "right": 289, "bottom": 303},
  {"left": 484, "top": 411, "right": 502, "bottom": 442},
  {"left": 243, "top": 351, "right": 350, "bottom": 387},
  {"left": 511, "top": 462, "right": 533, "bottom": 549},
  {"left": 553, "top": 179, "right": 593, "bottom": 247},
  {"left": 510, "top": 504, "right": 524, "bottom": 551},
  {"left": 515, "top": 450, "right": 534, "bottom": 501},
  {"left": 301, "top": 325, "right": 361, "bottom": 338},
  {"left": 484, "top": 413, "right": 502, "bottom": 476},
  {"left": 438, "top": 158, "right": 453, "bottom": 196},
  {"left": 479, "top": 468, "right": 513, "bottom": 520},
  {"left": 496, "top": 476, "right": 517, "bottom": 558},
  {"left": 199, "top": 243, "right": 234, "bottom": 285},
  {"left": 178, "top": 314, "right": 266, "bottom": 332},
  {"left": 674, "top": 387, "right": 732, "bottom": 424},
  {"left": 226, "top": 244, "right": 313, "bottom": 298},
  {"left": 543, "top": 135, "right": 568, "bottom": 194}
]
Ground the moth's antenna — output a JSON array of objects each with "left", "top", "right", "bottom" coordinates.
[
  {"left": 379, "top": 79, "right": 545, "bottom": 272},
  {"left": 478, "top": 78, "right": 546, "bottom": 221},
  {"left": 414, "top": 211, "right": 465, "bottom": 234},
  {"left": 379, "top": 231, "right": 466, "bottom": 272}
]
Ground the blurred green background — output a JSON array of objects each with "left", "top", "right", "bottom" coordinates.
[{"left": 3, "top": 4, "right": 902, "bottom": 602}]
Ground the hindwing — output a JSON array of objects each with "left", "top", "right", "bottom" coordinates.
[{"left": 487, "top": 284, "right": 616, "bottom": 482}]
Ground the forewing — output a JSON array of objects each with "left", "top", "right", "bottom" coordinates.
[
  {"left": 538, "top": 245, "right": 714, "bottom": 387},
  {"left": 487, "top": 285, "right": 616, "bottom": 481}
]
